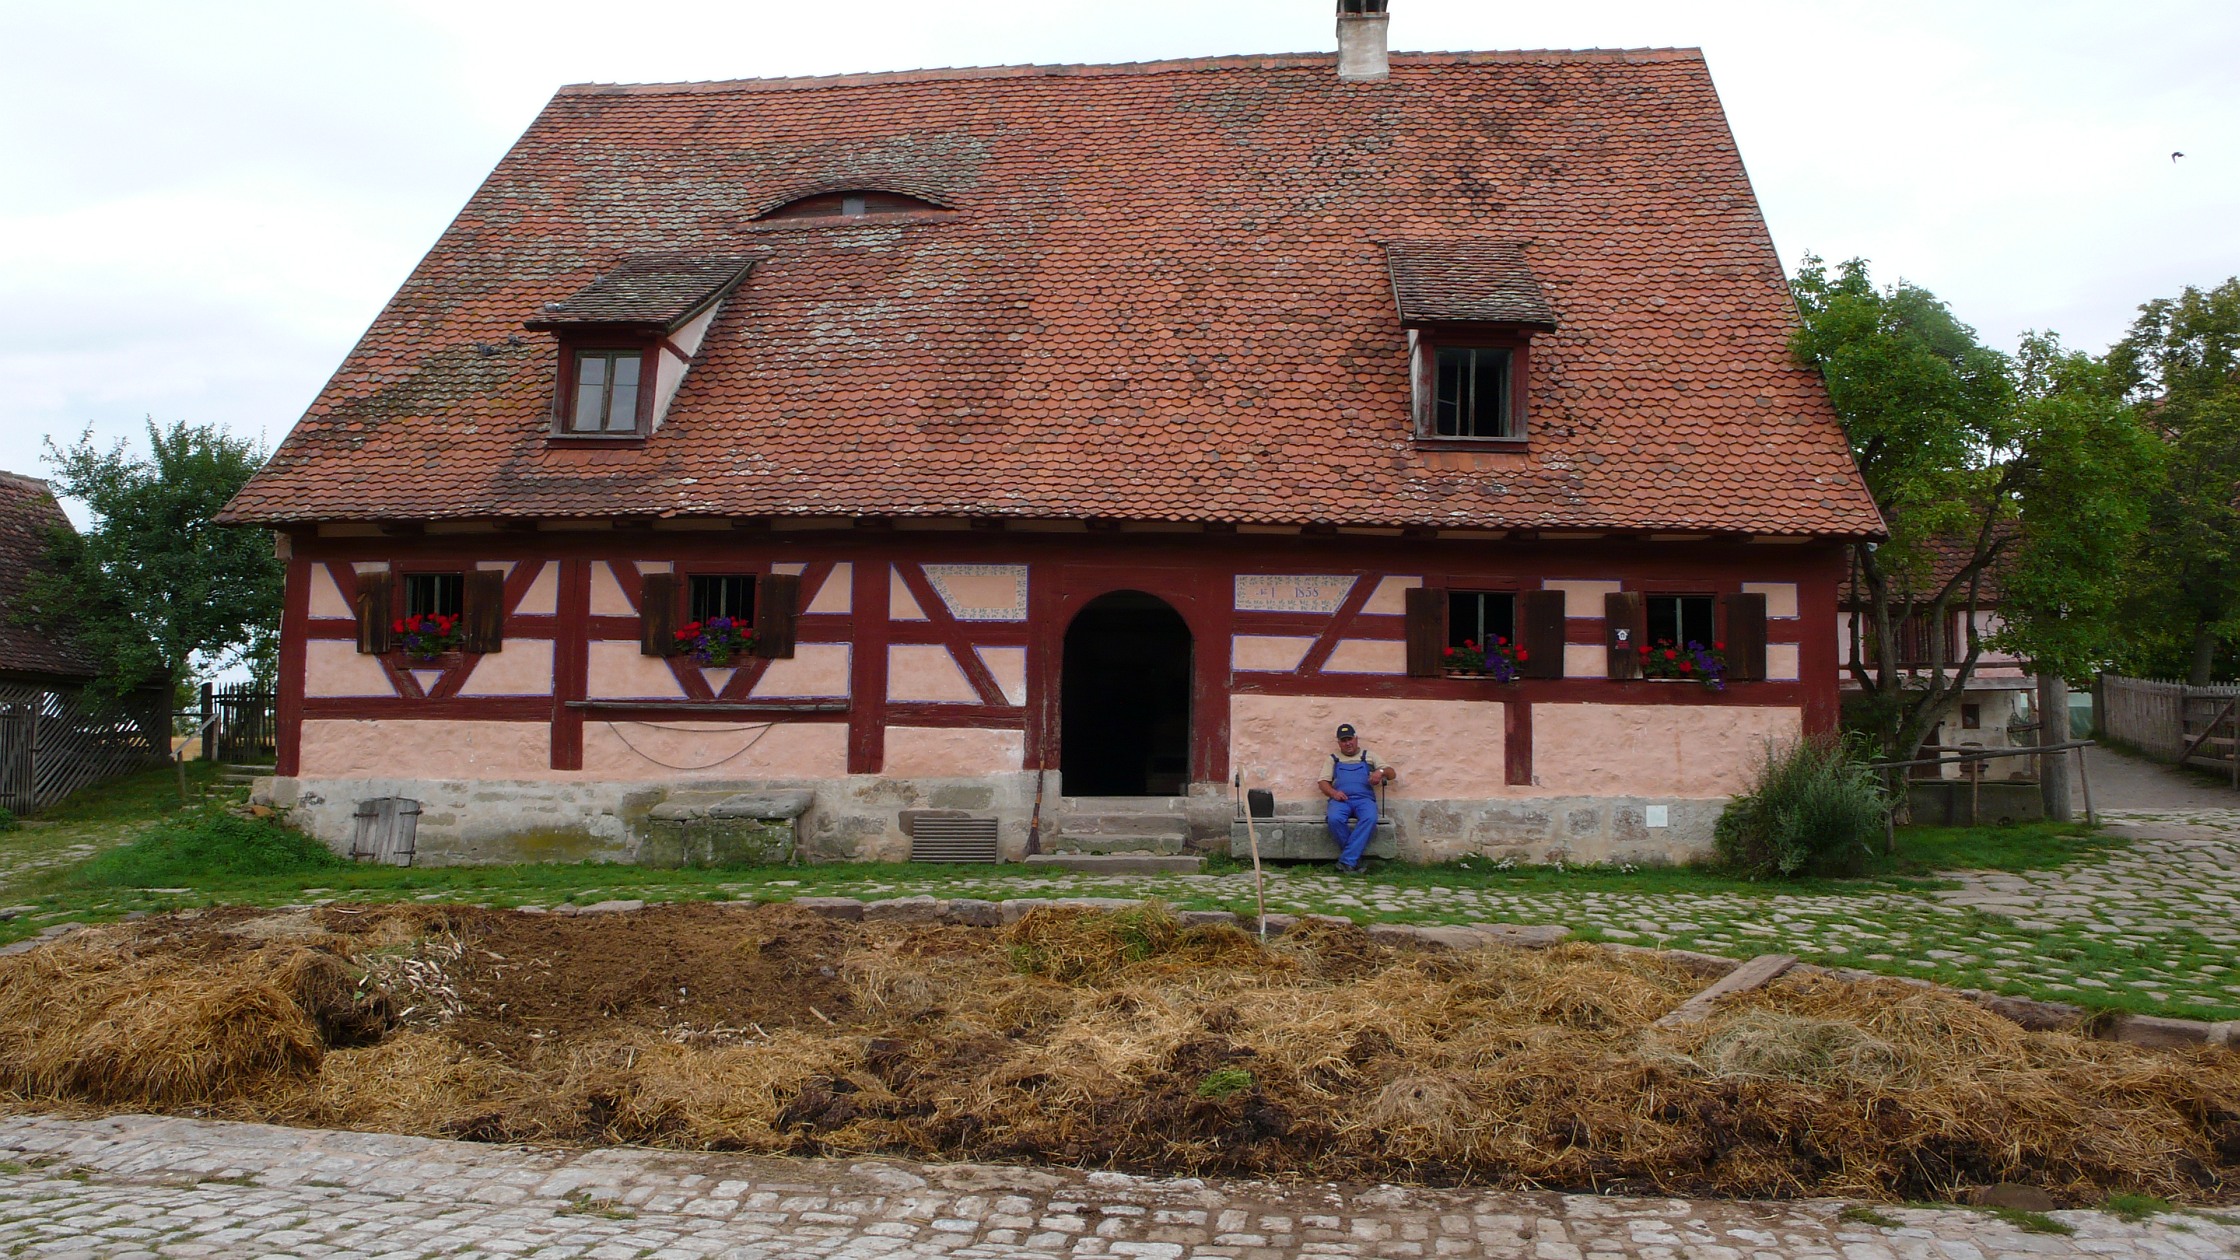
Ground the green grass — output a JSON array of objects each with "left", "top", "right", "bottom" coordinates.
[
  {"left": 1837, "top": 1205, "right": 1900, "bottom": 1229},
  {"left": 1196, "top": 1068, "right": 1254, "bottom": 1100},
  {"left": 2104, "top": 1193, "right": 2172, "bottom": 1222},
  {"left": 1979, "top": 1205, "right": 2074, "bottom": 1235},
  {"left": 1869, "top": 820, "right": 2117, "bottom": 876},
  {"left": 67, "top": 806, "right": 344, "bottom": 888}
]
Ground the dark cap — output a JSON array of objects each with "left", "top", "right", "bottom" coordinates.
[{"left": 1335, "top": 723, "right": 1358, "bottom": 740}]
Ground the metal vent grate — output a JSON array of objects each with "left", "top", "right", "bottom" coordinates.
[{"left": 909, "top": 815, "right": 1000, "bottom": 863}]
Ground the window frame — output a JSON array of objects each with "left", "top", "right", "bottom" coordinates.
[
  {"left": 1409, "top": 326, "right": 1532, "bottom": 448},
  {"left": 1643, "top": 591, "right": 1719, "bottom": 653},
  {"left": 686, "top": 572, "right": 758, "bottom": 625},
  {"left": 396, "top": 566, "right": 466, "bottom": 620},
  {"left": 551, "top": 339, "right": 655, "bottom": 440},
  {"left": 1443, "top": 587, "right": 1519, "bottom": 653}
]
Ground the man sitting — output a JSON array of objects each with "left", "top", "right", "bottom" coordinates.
[{"left": 1319, "top": 722, "right": 1397, "bottom": 874}]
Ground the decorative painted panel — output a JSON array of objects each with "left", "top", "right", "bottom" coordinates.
[
  {"left": 923, "top": 564, "right": 1029, "bottom": 621},
  {"left": 1234, "top": 574, "right": 1357, "bottom": 614}
]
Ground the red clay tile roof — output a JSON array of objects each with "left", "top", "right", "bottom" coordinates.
[
  {"left": 220, "top": 50, "right": 1884, "bottom": 538},
  {"left": 1385, "top": 241, "right": 1557, "bottom": 329},
  {"left": 0, "top": 473, "right": 98, "bottom": 682},
  {"left": 523, "top": 256, "right": 761, "bottom": 332}
]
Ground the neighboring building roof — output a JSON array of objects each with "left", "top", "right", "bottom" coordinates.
[
  {"left": 523, "top": 255, "right": 762, "bottom": 332},
  {"left": 1384, "top": 241, "right": 1556, "bottom": 328},
  {"left": 220, "top": 50, "right": 1884, "bottom": 538},
  {"left": 1843, "top": 535, "right": 2009, "bottom": 607},
  {"left": 0, "top": 472, "right": 99, "bottom": 683}
]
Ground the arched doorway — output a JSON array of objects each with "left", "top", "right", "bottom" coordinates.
[{"left": 1060, "top": 591, "right": 1193, "bottom": 797}]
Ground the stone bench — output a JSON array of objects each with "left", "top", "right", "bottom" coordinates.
[
  {"left": 638, "top": 789, "right": 814, "bottom": 867},
  {"left": 1230, "top": 816, "right": 1398, "bottom": 861}
]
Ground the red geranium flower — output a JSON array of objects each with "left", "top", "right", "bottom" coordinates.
[
  {"left": 1663, "top": 649, "right": 1677, "bottom": 660},
  {"left": 1515, "top": 649, "right": 1528, "bottom": 661},
  {"left": 1714, "top": 641, "right": 1726, "bottom": 651},
  {"left": 1442, "top": 646, "right": 1454, "bottom": 656}
]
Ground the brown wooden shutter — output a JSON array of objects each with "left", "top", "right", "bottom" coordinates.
[
  {"left": 1517, "top": 590, "right": 1565, "bottom": 679},
  {"left": 1721, "top": 591, "right": 1768, "bottom": 682},
  {"left": 1605, "top": 591, "right": 1645, "bottom": 679},
  {"left": 754, "top": 572, "right": 800, "bottom": 659},
  {"left": 639, "top": 571, "right": 676, "bottom": 656},
  {"left": 1403, "top": 586, "right": 1444, "bottom": 677},
  {"left": 461, "top": 568, "right": 506, "bottom": 653},
  {"left": 355, "top": 579, "right": 392, "bottom": 655}
]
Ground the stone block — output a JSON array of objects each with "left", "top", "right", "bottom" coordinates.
[
  {"left": 1176, "top": 910, "right": 1239, "bottom": 929},
  {"left": 638, "top": 815, "right": 795, "bottom": 869},
  {"left": 2111, "top": 1012, "right": 2220, "bottom": 1049},
  {"left": 941, "top": 898, "right": 1004, "bottom": 928},
  {"left": 791, "top": 897, "right": 865, "bottom": 921},
  {"left": 1299, "top": 913, "right": 1355, "bottom": 930},
  {"left": 1364, "top": 923, "right": 1421, "bottom": 947},
  {"left": 1465, "top": 922, "right": 1569, "bottom": 949},
  {"left": 863, "top": 895, "right": 943, "bottom": 924},
  {"left": 1231, "top": 819, "right": 1397, "bottom": 861},
  {"left": 578, "top": 899, "right": 645, "bottom": 915},
  {"left": 998, "top": 898, "right": 1051, "bottom": 924},
  {"left": 707, "top": 790, "right": 815, "bottom": 821},
  {"left": 1409, "top": 925, "right": 1491, "bottom": 951},
  {"left": 1959, "top": 990, "right": 2082, "bottom": 1032},
  {"left": 1253, "top": 913, "right": 1298, "bottom": 937}
]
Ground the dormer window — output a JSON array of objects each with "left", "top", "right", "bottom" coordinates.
[
  {"left": 525, "top": 255, "right": 759, "bottom": 442},
  {"left": 755, "top": 190, "right": 949, "bottom": 221},
  {"left": 1384, "top": 240, "right": 1557, "bottom": 448},
  {"left": 566, "top": 348, "right": 647, "bottom": 434}
]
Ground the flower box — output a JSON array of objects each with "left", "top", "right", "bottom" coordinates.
[
  {"left": 394, "top": 613, "right": 461, "bottom": 661},
  {"left": 1636, "top": 639, "right": 1728, "bottom": 691},
  {"left": 1440, "top": 636, "right": 1527, "bottom": 683},
  {"left": 674, "top": 615, "right": 757, "bottom": 666}
]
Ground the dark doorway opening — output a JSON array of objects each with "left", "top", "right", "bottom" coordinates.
[{"left": 1061, "top": 591, "right": 1193, "bottom": 797}]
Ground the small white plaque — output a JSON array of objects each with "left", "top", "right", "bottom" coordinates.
[{"left": 1645, "top": 805, "right": 1669, "bottom": 828}]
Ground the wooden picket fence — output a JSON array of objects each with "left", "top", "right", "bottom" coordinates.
[
  {"left": 2098, "top": 675, "right": 2240, "bottom": 783},
  {"left": 201, "top": 682, "right": 277, "bottom": 766},
  {"left": 0, "top": 684, "right": 167, "bottom": 815}
]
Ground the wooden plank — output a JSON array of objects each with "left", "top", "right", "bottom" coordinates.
[
  {"left": 1653, "top": 953, "right": 1798, "bottom": 1028},
  {"left": 1402, "top": 586, "right": 1443, "bottom": 678}
]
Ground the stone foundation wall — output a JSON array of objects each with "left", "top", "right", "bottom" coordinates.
[{"left": 259, "top": 774, "right": 1730, "bottom": 867}]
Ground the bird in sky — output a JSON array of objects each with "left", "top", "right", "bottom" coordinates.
[{"left": 2172, "top": 151, "right": 2186, "bottom": 162}]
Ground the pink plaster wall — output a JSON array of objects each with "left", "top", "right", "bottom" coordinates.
[
  {"left": 887, "top": 644, "right": 977, "bottom": 702},
  {"left": 516, "top": 563, "right": 557, "bottom": 616},
  {"left": 1742, "top": 581, "right": 1798, "bottom": 619},
  {"left": 1534, "top": 702, "right": 1801, "bottom": 797},
  {"left": 458, "top": 640, "right": 554, "bottom": 696},
  {"left": 1361, "top": 576, "right": 1421, "bottom": 615},
  {"left": 751, "top": 643, "right": 851, "bottom": 698},
  {"left": 805, "top": 562, "right": 852, "bottom": 614},
  {"left": 579, "top": 718, "right": 850, "bottom": 779},
  {"left": 299, "top": 719, "right": 550, "bottom": 777},
  {"left": 889, "top": 567, "right": 927, "bottom": 620},
  {"left": 975, "top": 646, "right": 1027, "bottom": 705},
  {"left": 882, "top": 726, "right": 1025, "bottom": 777},
  {"left": 1322, "top": 638, "right": 1405, "bottom": 674},
  {"left": 308, "top": 567, "right": 352, "bottom": 617},
  {"left": 1232, "top": 635, "right": 1316, "bottom": 673},
  {"left": 591, "top": 561, "right": 666, "bottom": 616},
  {"left": 1229, "top": 694, "right": 1507, "bottom": 799},
  {"left": 1544, "top": 579, "right": 1622, "bottom": 618},
  {"left": 305, "top": 640, "right": 396, "bottom": 698},
  {"left": 586, "top": 641, "right": 687, "bottom": 699},
  {"left": 1564, "top": 644, "right": 1604, "bottom": 679}
]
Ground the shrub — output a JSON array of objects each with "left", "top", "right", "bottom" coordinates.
[
  {"left": 69, "top": 806, "right": 342, "bottom": 887},
  {"left": 1714, "top": 734, "right": 1888, "bottom": 879}
]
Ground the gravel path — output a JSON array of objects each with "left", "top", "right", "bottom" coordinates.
[{"left": 1, "top": 1113, "right": 2232, "bottom": 1259}]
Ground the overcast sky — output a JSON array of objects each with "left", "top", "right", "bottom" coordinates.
[{"left": 5, "top": 0, "right": 2236, "bottom": 500}]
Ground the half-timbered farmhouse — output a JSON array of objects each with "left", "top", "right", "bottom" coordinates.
[{"left": 220, "top": 11, "right": 1884, "bottom": 865}]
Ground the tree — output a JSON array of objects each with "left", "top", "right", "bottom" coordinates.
[
  {"left": 2107, "top": 279, "right": 2240, "bottom": 683},
  {"left": 21, "top": 420, "right": 282, "bottom": 700},
  {"left": 1791, "top": 257, "right": 2150, "bottom": 761}
]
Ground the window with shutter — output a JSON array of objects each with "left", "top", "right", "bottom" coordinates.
[
  {"left": 1604, "top": 591, "right": 1645, "bottom": 678},
  {"left": 461, "top": 569, "right": 506, "bottom": 654},
  {"left": 1403, "top": 586, "right": 1444, "bottom": 677},
  {"left": 639, "top": 572, "right": 677, "bottom": 655},
  {"left": 1719, "top": 591, "right": 1768, "bottom": 682},
  {"left": 753, "top": 573, "right": 801, "bottom": 659},
  {"left": 1516, "top": 590, "right": 1565, "bottom": 679}
]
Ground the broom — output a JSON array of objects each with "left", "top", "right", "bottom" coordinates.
[{"left": 1235, "top": 771, "right": 1268, "bottom": 940}]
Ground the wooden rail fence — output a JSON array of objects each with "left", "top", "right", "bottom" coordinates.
[
  {"left": 0, "top": 684, "right": 166, "bottom": 815},
  {"left": 2098, "top": 674, "right": 2240, "bottom": 785}
]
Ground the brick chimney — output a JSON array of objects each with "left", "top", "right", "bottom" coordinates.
[{"left": 1336, "top": 0, "right": 1389, "bottom": 82}]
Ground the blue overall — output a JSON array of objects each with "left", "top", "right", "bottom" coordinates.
[{"left": 1324, "top": 752, "right": 1380, "bottom": 867}]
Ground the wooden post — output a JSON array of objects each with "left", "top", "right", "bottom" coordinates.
[
  {"left": 2038, "top": 673, "right": 2072, "bottom": 822},
  {"left": 2074, "top": 746, "right": 2095, "bottom": 827},
  {"left": 199, "top": 682, "right": 214, "bottom": 764}
]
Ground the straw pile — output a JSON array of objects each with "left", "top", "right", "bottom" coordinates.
[{"left": 1, "top": 902, "right": 2234, "bottom": 1204}]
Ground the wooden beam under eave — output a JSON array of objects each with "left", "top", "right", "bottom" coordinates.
[{"left": 377, "top": 521, "right": 424, "bottom": 537}]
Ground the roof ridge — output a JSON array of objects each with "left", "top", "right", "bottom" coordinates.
[
  {"left": 0, "top": 471, "right": 53, "bottom": 491},
  {"left": 556, "top": 47, "right": 1706, "bottom": 97}
]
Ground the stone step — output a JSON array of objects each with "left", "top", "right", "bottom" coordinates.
[
  {"left": 1051, "top": 812, "right": 1190, "bottom": 839},
  {"left": 1023, "top": 853, "right": 1204, "bottom": 875},
  {"left": 1061, "top": 796, "right": 1194, "bottom": 813},
  {"left": 1046, "top": 833, "right": 1186, "bottom": 855}
]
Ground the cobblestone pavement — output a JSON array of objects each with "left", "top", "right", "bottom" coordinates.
[{"left": 1, "top": 1114, "right": 2233, "bottom": 1259}]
